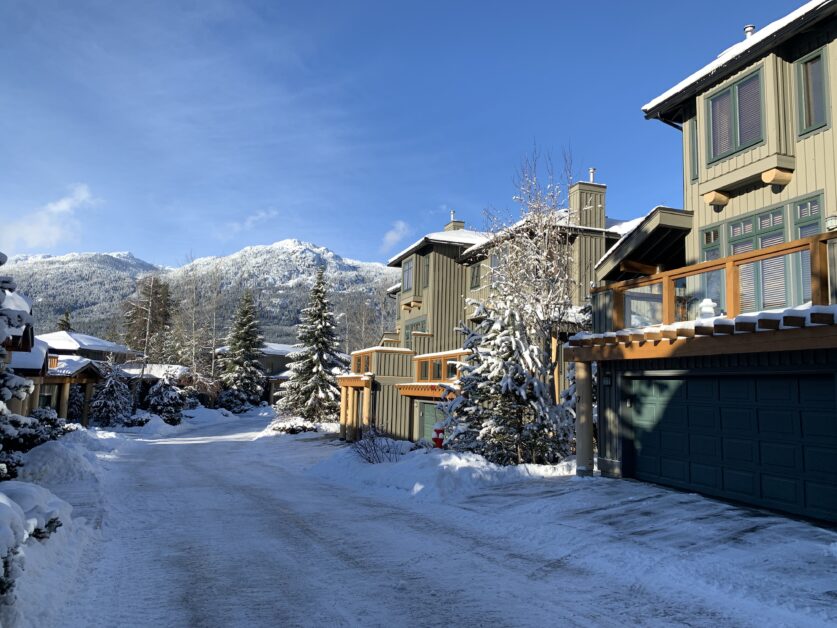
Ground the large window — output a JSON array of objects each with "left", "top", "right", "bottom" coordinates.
[
  {"left": 402, "top": 259, "right": 414, "bottom": 292},
  {"left": 708, "top": 71, "right": 762, "bottom": 161},
  {"left": 729, "top": 209, "right": 786, "bottom": 312},
  {"left": 422, "top": 255, "right": 430, "bottom": 289},
  {"left": 404, "top": 318, "right": 426, "bottom": 350},
  {"left": 689, "top": 117, "right": 699, "bottom": 182},
  {"left": 470, "top": 263, "right": 481, "bottom": 289},
  {"left": 798, "top": 50, "right": 828, "bottom": 135}
]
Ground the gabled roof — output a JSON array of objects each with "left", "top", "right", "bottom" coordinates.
[
  {"left": 121, "top": 363, "right": 190, "bottom": 380},
  {"left": 36, "top": 330, "right": 136, "bottom": 355},
  {"left": 387, "top": 230, "right": 488, "bottom": 267},
  {"left": 49, "top": 355, "right": 104, "bottom": 377},
  {"left": 8, "top": 338, "right": 48, "bottom": 373},
  {"left": 643, "top": 0, "right": 837, "bottom": 122}
]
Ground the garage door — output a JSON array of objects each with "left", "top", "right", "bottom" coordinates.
[{"left": 627, "top": 375, "right": 837, "bottom": 522}]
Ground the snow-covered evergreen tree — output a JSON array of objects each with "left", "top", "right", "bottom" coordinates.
[
  {"left": 440, "top": 298, "right": 573, "bottom": 465},
  {"left": 218, "top": 290, "right": 265, "bottom": 412},
  {"left": 89, "top": 361, "right": 132, "bottom": 427},
  {"left": 0, "top": 252, "right": 35, "bottom": 479},
  {"left": 145, "top": 378, "right": 184, "bottom": 425},
  {"left": 56, "top": 310, "right": 73, "bottom": 332},
  {"left": 279, "top": 267, "right": 347, "bottom": 422}
]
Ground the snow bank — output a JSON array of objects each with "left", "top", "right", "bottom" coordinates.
[
  {"left": 0, "top": 494, "right": 27, "bottom": 558},
  {"left": 310, "top": 446, "right": 578, "bottom": 502},
  {"left": 263, "top": 416, "right": 341, "bottom": 437},
  {"left": 0, "top": 482, "right": 71, "bottom": 535}
]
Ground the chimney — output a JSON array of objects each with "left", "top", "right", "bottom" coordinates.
[
  {"left": 444, "top": 209, "right": 465, "bottom": 231},
  {"left": 569, "top": 169, "right": 606, "bottom": 229},
  {"left": 744, "top": 24, "right": 755, "bottom": 39}
]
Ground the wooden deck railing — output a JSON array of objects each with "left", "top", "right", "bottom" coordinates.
[{"left": 594, "top": 231, "right": 837, "bottom": 330}]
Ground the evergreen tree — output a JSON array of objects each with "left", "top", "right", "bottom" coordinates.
[
  {"left": 89, "top": 362, "right": 132, "bottom": 427},
  {"left": 123, "top": 275, "right": 172, "bottom": 361},
  {"left": 440, "top": 298, "right": 573, "bottom": 465},
  {"left": 218, "top": 290, "right": 265, "bottom": 412},
  {"left": 279, "top": 268, "right": 347, "bottom": 422},
  {"left": 56, "top": 310, "right": 74, "bottom": 332},
  {"left": 67, "top": 384, "right": 85, "bottom": 423},
  {"left": 145, "top": 378, "right": 184, "bottom": 425}
]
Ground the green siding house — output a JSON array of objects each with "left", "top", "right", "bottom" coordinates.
[{"left": 570, "top": 0, "right": 837, "bottom": 523}]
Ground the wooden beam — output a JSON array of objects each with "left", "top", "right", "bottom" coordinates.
[
  {"left": 714, "top": 322, "right": 735, "bottom": 335},
  {"left": 811, "top": 312, "right": 835, "bottom": 325},
  {"left": 703, "top": 190, "right": 730, "bottom": 206},
  {"left": 565, "top": 324, "right": 837, "bottom": 362},
  {"left": 758, "top": 317, "right": 781, "bottom": 330},
  {"left": 761, "top": 167, "right": 793, "bottom": 186},
  {"left": 783, "top": 315, "right": 806, "bottom": 328},
  {"left": 734, "top": 320, "right": 756, "bottom": 333},
  {"left": 619, "top": 260, "right": 658, "bottom": 276}
]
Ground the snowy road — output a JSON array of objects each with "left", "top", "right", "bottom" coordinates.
[{"left": 44, "top": 414, "right": 837, "bottom": 628}]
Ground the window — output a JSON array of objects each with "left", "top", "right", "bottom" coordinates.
[
  {"left": 404, "top": 318, "right": 426, "bottom": 350},
  {"left": 422, "top": 255, "right": 430, "bottom": 289},
  {"left": 446, "top": 361, "right": 458, "bottom": 379},
  {"left": 798, "top": 50, "right": 828, "bottom": 135},
  {"left": 708, "top": 71, "right": 762, "bottom": 161},
  {"left": 362, "top": 355, "right": 370, "bottom": 373},
  {"left": 689, "top": 117, "right": 699, "bottom": 182},
  {"left": 702, "top": 227, "right": 721, "bottom": 261},
  {"left": 729, "top": 208, "right": 787, "bottom": 312},
  {"left": 795, "top": 197, "right": 823, "bottom": 301},
  {"left": 402, "top": 259, "right": 414, "bottom": 292},
  {"left": 470, "top": 263, "right": 481, "bottom": 289},
  {"left": 419, "top": 361, "right": 429, "bottom": 381},
  {"left": 353, "top": 356, "right": 361, "bottom": 372},
  {"left": 431, "top": 360, "right": 442, "bottom": 380}
]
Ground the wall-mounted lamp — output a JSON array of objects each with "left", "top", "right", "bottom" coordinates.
[{"left": 826, "top": 215, "right": 837, "bottom": 232}]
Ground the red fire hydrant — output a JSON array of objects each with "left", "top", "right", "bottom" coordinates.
[{"left": 432, "top": 428, "right": 444, "bottom": 449}]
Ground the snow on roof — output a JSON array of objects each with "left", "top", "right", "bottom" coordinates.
[
  {"left": 605, "top": 215, "right": 646, "bottom": 237},
  {"left": 121, "top": 363, "right": 190, "bottom": 379},
  {"left": 643, "top": 0, "right": 834, "bottom": 115},
  {"left": 351, "top": 346, "right": 414, "bottom": 355},
  {"left": 36, "top": 331, "right": 134, "bottom": 355},
  {"left": 8, "top": 338, "right": 48, "bottom": 372},
  {"left": 1, "top": 290, "right": 32, "bottom": 314},
  {"left": 595, "top": 208, "right": 659, "bottom": 269},
  {"left": 388, "top": 230, "right": 488, "bottom": 266},
  {"left": 386, "top": 282, "right": 402, "bottom": 295},
  {"left": 215, "top": 342, "right": 296, "bottom": 356},
  {"left": 48, "top": 355, "right": 100, "bottom": 377}
]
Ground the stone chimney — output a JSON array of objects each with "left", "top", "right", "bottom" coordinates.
[
  {"left": 569, "top": 169, "right": 606, "bottom": 229},
  {"left": 444, "top": 209, "right": 465, "bottom": 231}
]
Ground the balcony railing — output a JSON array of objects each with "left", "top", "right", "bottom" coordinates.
[{"left": 594, "top": 231, "right": 837, "bottom": 331}]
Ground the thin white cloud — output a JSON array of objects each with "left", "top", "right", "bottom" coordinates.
[
  {"left": 0, "top": 184, "right": 95, "bottom": 255},
  {"left": 379, "top": 220, "right": 410, "bottom": 253},
  {"left": 216, "top": 209, "right": 279, "bottom": 240}
]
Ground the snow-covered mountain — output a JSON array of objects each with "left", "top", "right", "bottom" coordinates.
[{"left": 5, "top": 240, "right": 397, "bottom": 342}]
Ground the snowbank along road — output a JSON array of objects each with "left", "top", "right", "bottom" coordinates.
[{"left": 22, "top": 411, "right": 837, "bottom": 628}]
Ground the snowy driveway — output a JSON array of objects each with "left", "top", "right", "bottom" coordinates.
[{"left": 38, "top": 414, "right": 837, "bottom": 628}]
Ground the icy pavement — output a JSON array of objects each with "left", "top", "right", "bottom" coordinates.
[{"left": 17, "top": 410, "right": 837, "bottom": 628}]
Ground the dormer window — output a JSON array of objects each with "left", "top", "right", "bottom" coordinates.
[
  {"left": 402, "top": 259, "right": 414, "bottom": 292},
  {"left": 797, "top": 50, "right": 828, "bottom": 135},
  {"left": 708, "top": 71, "right": 763, "bottom": 161}
]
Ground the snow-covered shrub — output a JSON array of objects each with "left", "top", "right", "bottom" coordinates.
[
  {"left": 29, "top": 407, "right": 66, "bottom": 442},
  {"left": 270, "top": 418, "right": 319, "bottom": 434},
  {"left": 0, "top": 409, "right": 68, "bottom": 481},
  {"left": 145, "top": 378, "right": 184, "bottom": 425},
  {"left": 352, "top": 427, "right": 413, "bottom": 464},
  {"left": 216, "top": 388, "right": 249, "bottom": 414},
  {"left": 89, "top": 364, "right": 132, "bottom": 427},
  {"left": 0, "top": 493, "right": 26, "bottom": 597}
]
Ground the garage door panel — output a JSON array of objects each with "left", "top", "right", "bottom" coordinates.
[
  {"left": 720, "top": 378, "right": 754, "bottom": 402},
  {"left": 761, "top": 474, "right": 803, "bottom": 507},
  {"left": 759, "top": 442, "right": 800, "bottom": 470},
  {"left": 756, "top": 377, "right": 797, "bottom": 403},
  {"left": 660, "top": 458, "right": 688, "bottom": 482},
  {"left": 805, "top": 481, "right": 837, "bottom": 518},
  {"left": 758, "top": 409, "right": 799, "bottom": 436},
  {"left": 724, "top": 468, "right": 758, "bottom": 496},
  {"left": 686, "top": 379, "right": 716, "bottom": 401},
  {"left": 721, "top": 407, "right": 757, "bottom": 433},
  {"left": 805, "top": 446, "right": 837, "bottom": 477},
  {"left": 689, "top": 405, "right": 718, "bottom": 430},
  {"left": 723, "top": 437, "right": 758, "bottom": 464},
  {"left": 802, "top": 410, "right": 837, "bottom": 438},
  {"left": 690, "top": 433, "right": 721, "bottom": 459},
  {"left": 690, "top": 462, "right": 722, "bottom": 489},
  {"left": 798, "top": 375, "right": 835, "bottom": 405},
  {"left": 636, "top": 454, "right": 660, "bottom": 476}
]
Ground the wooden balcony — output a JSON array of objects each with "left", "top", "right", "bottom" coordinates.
[{"left": 593, "top": 231, "right": 837, "bottom": 331}]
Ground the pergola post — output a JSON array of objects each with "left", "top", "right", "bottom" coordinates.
[
  {"left": 361, "top": 386, "right": 372, "bottom": 438},
  {"left": 575, "top": 361, "right": 594, "bottom": 477},
  {"left": 82, "top": 382, "right": 95, "bottom": 427},
  {"left": 58, "top": 381, "right": 71, "bottom": 419},
  {"left": 338, "top": 386, "right": 348, "bottom": 440},
  {"left": 30, "top": 382, "right": 41, "bottom": 413},
  {"left": 346, "top": 386, "right": 357, "bottom": 442}
]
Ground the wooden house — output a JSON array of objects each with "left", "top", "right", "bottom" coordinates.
[{"left": 567, "top": 0, "right": 837, "bottom": 523}]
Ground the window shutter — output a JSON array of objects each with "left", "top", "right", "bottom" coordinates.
[
  {"left": 760, "top": 232, "right": 786, "bottom": 309},
  {"left": 711, "top": 90, "right": 733, "bottom": 157},
  {"left": 737, "top": 74, "right": 762, "bottom": 146},
  {"left": 733, "top": 240, "right": 757, "bottom": 312}
]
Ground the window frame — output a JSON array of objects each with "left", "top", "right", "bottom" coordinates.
[
  {"left": 421, "top": 255, "right": 430, "bottom": 289},
  {"left": 689, "top": 116, "right": 699, "bottom": 182},
  {"left": 402, "top": 258, "right": 414, "bottom": 292},
  {"left": 796, "top": 47, "right": 830, "bottom": 137},
  {"left": 469, "top": 263, "right": 481, "bottom": 290},
  {"left": 706, "top": 68, "right": 765, "bottom": 164}
]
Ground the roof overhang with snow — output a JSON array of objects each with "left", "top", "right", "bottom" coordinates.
[
  {"left": 387, "top": 230, "right": 488, "bottom": 267},
  {"left": 596, "top": 207, "right": 693, "bottom": 283},
  {"left": 643, "top": 0, "right": 837, "bottom": 124}
]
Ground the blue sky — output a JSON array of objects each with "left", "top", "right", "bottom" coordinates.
[{"left": 0, "top": 0, "right": 799, "bottom": 266}]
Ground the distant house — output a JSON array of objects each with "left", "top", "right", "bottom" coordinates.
[
  {"left": 215, "top": 342, "right": 296, "bottom": 402},
  {"left": 36, "top": 330, "right": 139, "bottom": 363},
  {"left": 338, "top": 189, "right": 633, "bottom": 444},
  {"left": 568, "top": 0, "right": 837, "bottom": 523},
  {"left": 7, "top": 338, "right": 103, "bottom": 425}
]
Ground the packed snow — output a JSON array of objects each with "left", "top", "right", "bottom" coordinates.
[{"left": 1, "top": 408, "right": 834, "bottom": 627}]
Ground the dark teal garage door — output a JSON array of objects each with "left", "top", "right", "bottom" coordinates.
[{"left": 627, "top": 375, "right": 837, "bottom": 522}]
